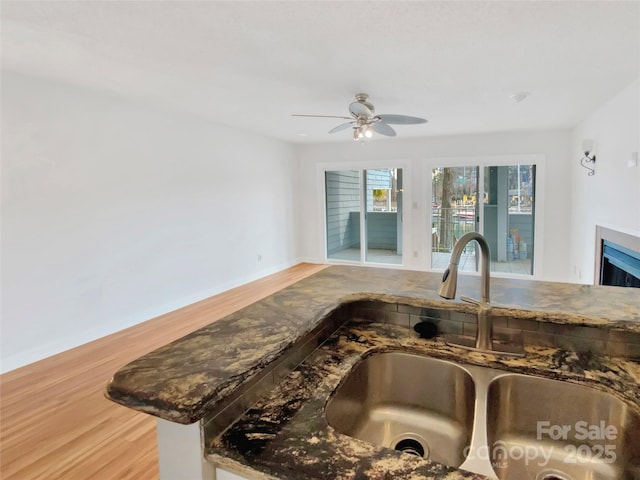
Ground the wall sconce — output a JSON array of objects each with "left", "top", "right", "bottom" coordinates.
[{"left": 580, "top": 139, "right": 596, "bottom": 176}]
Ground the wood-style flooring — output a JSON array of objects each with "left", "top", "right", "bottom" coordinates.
[{"left": 0, "top": 263, "right": 327, "bottom": 480}]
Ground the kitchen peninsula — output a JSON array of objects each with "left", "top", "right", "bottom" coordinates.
[{"left": 105, "top": 265, "right": 640, "bottom": 480}]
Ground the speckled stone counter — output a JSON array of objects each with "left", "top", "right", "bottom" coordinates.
[
  {"left": 106, "top": 265, "right": 640, "bottom": 480},
  {"left": 106, "top": 265, "right": 640, "bottom": 425},
  {"left": 208, "top": 319, "right": 640, "bottom": 480}
]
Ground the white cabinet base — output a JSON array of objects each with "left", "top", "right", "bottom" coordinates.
[
  {"left": 156, "top": 418, "right": 215, "bottom": 480},
  {"left": 156, "top": 418, "right": 251, "bottom": 480},
  {"left": 215, "top": 467, "right": 250, "bottom": 480}
]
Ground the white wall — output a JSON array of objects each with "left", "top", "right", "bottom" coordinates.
[
  {"left": 4, "top": 71, "right": 633, "bottom": 374},
  {"left": 296, "top": 130, "right": 573, "bottom": 282},
  {"left": 1, "top": 72, "right": 299, "bottom": 373},
  {"left": 569, "top": 78, "right": 640, "bottom": 284}
]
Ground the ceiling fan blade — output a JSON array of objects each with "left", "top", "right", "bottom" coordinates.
[
  {"left": 292, "top": 114, "right": 353, "bottom": 120},
  {"left": 376, "top": 114, "right": 428, "bottom": 125},
  {"left": 329, "top": 121, "right": 356, "bottom": 134},
  {"left": 349, "top": 102, "right": 373, "bottom": 118},
  {"left": 370, "top": 122, "right": 397, "bottom": 137}
]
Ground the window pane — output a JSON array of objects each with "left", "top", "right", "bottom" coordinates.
[
  {"left": 325, "top": 170, "right": 361, "bottom": 261},
  {"left": 365, "top": 168, "right": 402, "bottom": 265}
]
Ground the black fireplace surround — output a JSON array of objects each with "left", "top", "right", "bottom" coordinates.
[{"left": 600, "top": 240, "right": 640, "bottom": 288}]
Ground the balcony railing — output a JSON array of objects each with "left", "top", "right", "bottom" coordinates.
[{"left": 431, "top": 206, "right": 477, "bottom": 253}]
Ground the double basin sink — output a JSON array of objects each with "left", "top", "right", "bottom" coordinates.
[{"left": 325, "top": 352, "right": 640, "bottom": 480}]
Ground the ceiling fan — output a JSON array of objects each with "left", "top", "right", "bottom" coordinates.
[{"left": 293, "top": 93, "right": 427, "bottom": 141}]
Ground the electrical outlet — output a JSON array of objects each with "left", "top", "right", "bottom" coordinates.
[
  {"left": 413, "top": 250, "right": 418, "bottom": 258},
  {"left": 257, "top": 254, "right": 262, "bottom": 262}
]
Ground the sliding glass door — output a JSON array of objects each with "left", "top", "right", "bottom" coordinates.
[
  {"left": 325, "top": 168, "right": 403, "bottom": 265},
  {"left": 431, "top": 163, "right": 536, "bottom": 275}
]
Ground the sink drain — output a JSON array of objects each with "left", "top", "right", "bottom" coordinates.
[
  {"left": 391, "top": 434, "right": 430, "bottom": 459},
  {"left": 536, "top": 469, "right": 574, "bottom": 480},
  {"left": 395, "top": 439, "right": 424, "bottom": 457}
]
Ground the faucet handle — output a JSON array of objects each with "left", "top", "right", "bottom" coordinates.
[{"left": 460, "top": 296, "right": 481, "bottom": 306}]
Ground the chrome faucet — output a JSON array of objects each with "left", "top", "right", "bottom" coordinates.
[
  {"left": 438, "top": 232, "right": 490, "bottom": 305},
  {"left": 438, "top": 232, "right": 523, "bottom": 356}
]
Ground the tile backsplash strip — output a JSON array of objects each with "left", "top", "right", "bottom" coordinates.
[{"left": 349, "top": 300, "right": 640, "bottom": 359}]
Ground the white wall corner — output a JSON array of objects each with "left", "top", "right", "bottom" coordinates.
[{"left": 569, "top": 77, "right": 640, "bottom": 284}]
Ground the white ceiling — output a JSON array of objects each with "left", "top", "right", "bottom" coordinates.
[{"left": 2, "top": 1, "right": 639, "bottom": 144}]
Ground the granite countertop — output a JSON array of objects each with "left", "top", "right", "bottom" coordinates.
[
  {"left": 105, "top": 265, "right": 640, "bottom": 425},
  {"left": 208, "top": 319, "right": 640, "bottom": 480}
]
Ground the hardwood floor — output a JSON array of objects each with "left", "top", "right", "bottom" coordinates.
[{"left": 0, "top": 263, "right": 327, "bottom": 480}]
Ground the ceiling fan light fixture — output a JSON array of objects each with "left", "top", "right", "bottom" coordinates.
[
  {"left": 295, "top": 93, "right": 427, "bottom": 140},
  {"left": 353, "top": 126, "right": 371, "bottom": 141}
]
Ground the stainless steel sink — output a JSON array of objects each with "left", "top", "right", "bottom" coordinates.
[
  {"left": 325, "top": 352, "right": 475, "bottom": 467},
  {"left": 325, "top": 351, "right": 640, "bottom": 479},
  {"left": 487, "top": 374, "right": 640, "bottom": 480}
]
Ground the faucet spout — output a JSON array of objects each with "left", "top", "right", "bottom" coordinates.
[{"left": 437, "top": 232, "right": 490, "bottom": 304}]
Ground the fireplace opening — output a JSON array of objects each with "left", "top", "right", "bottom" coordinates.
[
  {"left": 600, "top": 240, "right": 640, "bottom": 288},
  {"left": 595, "top": 227, "right": 640, "bottom": 288}
]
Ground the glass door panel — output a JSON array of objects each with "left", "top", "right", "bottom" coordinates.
[
  {"left": 325, "top": 170, "right": 361, "bottom": 262},
  {"left": 364, "top": 168, "right": 403, "bottom": 265},
  {"left": 431, "top": 166, "right": 479, "bottom": 271},
  {"left": 483, "top": 164, "right": 535, "bottom": 275}
]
